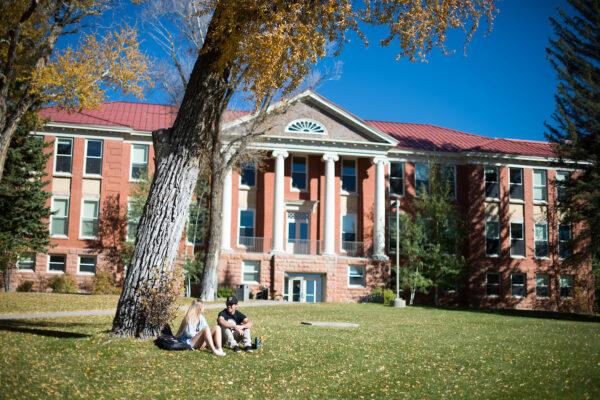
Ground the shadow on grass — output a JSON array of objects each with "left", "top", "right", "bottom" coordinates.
[
  {"left": 0, "top": 319, "right": 93, "bottom": 339},
  {"left": 421, "top": 305, "right": 600, "bottom": 323}
]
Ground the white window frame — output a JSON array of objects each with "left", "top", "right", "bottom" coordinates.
[
  {"left": 414, "top": 162, "right": 429, "bottom": 196},
  {"left": 485, "top": 272, "right": 500, "bottom": 297},
  {"left": 555, "top": 170, "right": 569, "bottom": 204},
  {"left": 509, "top": 220, "right": 525, "bottom": 258},
  {"left": 558, "top": 223, "right": 572, "bottom": 260},
  {"left": 535, "top": 274, "right": 550, "bottom": 298},
  {"left": 348, "top": 265, "right": 366, "bottom": 288},
  {"left": 239, "top": 162, "right": 256, "bottom": 189},
  {"left": 509, "top": 167, "right": 524, "bottom": 202},
  {"left": 510, "top": 273, "right": 526, "bottom": 298},
  {"left": 534, "top": 222, "right": 549, "bottom": 259},
  {"left": 16, "top": 253, "right": 36, "bottom": 272},
  {"left": 533, "top": 169, "right": 548, "bottom": 203},
  {"left": 389, "top": 161, "right": 404, "bottom": 197},
  {"left": 129, "top": 143, "right": 149, "bottom": 182},
  {"left": 485, "top": 220, "right": 500, "bottom": 257},
  {"left": 77, "top": 255, "right": 97, "bottom": 275},
  {"left": 290, "top": 156, "right": 308, "bottom": 192},
  {"left": 50, "top": 196, "right": 70, "bottom": 238},
  {"left": 484, "top": 166, "right": 500, "bottom": 200},
  {"left": 54, "top": 137, "right": 73, "bottom": 176},
  {"left": 47, "top": 254, "right": 67, "bottom": 274},
  {"left": 242, "top": 260, "right": 260, "bottom": 284},
  {"left": 79, "top": 197, "right": 100, "bottom": 239},
  {"left": 341, "top": 158, "right": 357, "bottom": 194},
  {"left": 83, "top": 139, "right": 103, "bottom": 177},
  {"left": 341, "top": 213, "right": 357, "bottom": 245},
  {"left": 238, "top": 208, "right": 256, "bottom": 245}
]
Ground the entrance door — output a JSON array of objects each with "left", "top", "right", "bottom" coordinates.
[
  {"left": 284, "top": 274, "right": 322, "bottom": 303},
  {"left": 287, "top": 212, "right": 309, "bottom": 254}
]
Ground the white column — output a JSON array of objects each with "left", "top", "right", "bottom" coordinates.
[
  {"left": 271, "top": 150, "right": 289, "bottom": 253},
  {"left": 221, "top": 166, "right": 232, "bottom": 251},
  {"left": 373, "top": 156, "right": 389, "bottom": 260},
  {"left": 322, "top": 153, "right": 339, "bottom": 256}
]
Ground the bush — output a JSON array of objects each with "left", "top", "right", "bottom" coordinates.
[
  {"left": 138, "top": 265, "right": 183, "bottom": 338},
  {"left": 16, "top": 281, "right": 34, "bottom": 292},
  {"left": 217, "top": 286, "right": 235, "bottom": 299},
  {"left": 50, "top": 274, "right": 78, "bottom": 294},
  {"left": 93, "top": 271, "right": 120, "bottom": 295},
  {"left": 364, "top": 287, "right": 396, "bottom": 306}
]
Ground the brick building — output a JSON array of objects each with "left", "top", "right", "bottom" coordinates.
[{"left": 8, "top": 91, "right": 594, "bottom": 312}]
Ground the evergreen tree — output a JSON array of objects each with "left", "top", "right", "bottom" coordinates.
[
  {"left": 545, "top": 0, "right": 600, "bottom": 278},
  {"left": 0, "top": 114, "right": 51, "bottom": 291}
]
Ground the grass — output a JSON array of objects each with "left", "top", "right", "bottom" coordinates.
[
  {"left": 0, "top": 293, "right": 198, "bottom": 315},
  {"left": 0, "top": 296, "right": 599, "bottom": 399}
]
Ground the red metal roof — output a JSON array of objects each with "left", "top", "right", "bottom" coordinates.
[
  {"left": 367, "top": 121, "right": 555, "bottom": 158},
  {"left": 39, "top": 102, "right": 248, "bottom": 132},
  {"left": 38, "top": 102, "right": 555, "bottom": 158}
]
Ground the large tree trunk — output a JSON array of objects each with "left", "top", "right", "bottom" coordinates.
[
  {"left": 112, "top": 4, "right": 234, "bottom": 337},
  {"left": 199, "top": 144, "right": 226, "bottom": 301}
]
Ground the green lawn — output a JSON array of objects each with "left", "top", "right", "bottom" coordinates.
[{"left": 0, "top": 297, "right": 599, "bottom": 399}]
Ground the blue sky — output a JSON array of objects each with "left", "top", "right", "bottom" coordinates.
[{"left": 87, "top": 0, "right": 569, "bottom": 142}]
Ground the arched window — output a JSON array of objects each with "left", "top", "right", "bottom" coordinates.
[{"left": 285, "top": 119, "right": 327, "bottom": 134}]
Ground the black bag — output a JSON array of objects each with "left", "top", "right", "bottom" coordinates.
[{"left": 154, "top": 324, "right": 192, "bottom": 351}]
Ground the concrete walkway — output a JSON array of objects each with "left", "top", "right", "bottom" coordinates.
[{"left": 0, "top": 300, "right": 294, "bottom": 320}]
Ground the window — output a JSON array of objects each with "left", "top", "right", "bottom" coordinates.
[
  {"left": 80, "top": 199, "right": 99, "bottom": 238},
  {"left": 510, "top": 222, "right": 525, "bottom": 257},
  {"left": 485, "top": 220, "right": 500, "bottom": 256},
  {"left": 511, "top": 273, "right": 526, "bottom": 297},
  {"left": 533, "top": 169, "right": 547, "bottom": 202},
  {"left": 348, "top": 265, "right": 365, "bottom": 287},
  {"left": 509, "top": 168, "right": 523, "bottom": 200},
  {"left": 78, "top": 256, "right": 96, "bottom": 274},
  {"left": 242, "top": 261, "right": 260, "bottom": 283},
  {"left": 85, "top": 139, "right": 103, "bottom": 175},
  {"left": 484, "top": 167, "right": 499, "bottom": 199},
  {"left": 342, "top": 214, "right": 357, "bottom": 242},
  {"left": 51, "top": 197, "right": 69, "bottom": 236},
  {"left": 534, "top": 222, "right": 549, "bottom": 258},
  {"left": 285, "top": 119, "right": 326, "bottom": 134},
  {"left": 536, "top": 274, "right": 549, "bottom": 298},
  {"left": 486, "top": 272, "right": 500, "bottom": 296},
  {"left": 442, "top": 165, "right": 456, "bottom": 199},
  {"left": 341, "top": 159, "right": 357, "bottom": 193},
  {"left": 54, "top": 138, "right": 73, "bottom": 173},
  {"left": 238, "top": 209, "right": 255, "bottom": 239},
  {"left": 48, "top": 255, "right": 66, "bottom": 272},
  {"left": 559, "top": 275, "right": 573, "bottom": 298},
  {"left": 127, "top": 200, "right": 139, "bottom": 242},
  {"left": 240, "top": 163, "right": 256, "bottom": 187},
  {"left": 415, "top": 163, "right": 429, "bottom": 195},
  {"left": 291, "top": 156, "right": 307, "bottom": 191},
  {"left": 555, "top": 171, "right": 570, "bottom": 203},
  {"left": 17, "top": 254, "right": 35, "bottom": 271},
  {"left": 130, "top": 144, "right": 149, "bottom": 180},
  {"left": 558, "top": 224, "right": 572, "bottom": 259},
  {"left": 390, "top": 162, "right": 404, "bottom": 196}
]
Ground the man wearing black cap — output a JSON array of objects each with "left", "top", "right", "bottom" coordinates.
[{"left": 217, "top": 296, "right": 254, "bottom": 353}]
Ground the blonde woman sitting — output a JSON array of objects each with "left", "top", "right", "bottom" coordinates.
[{"left": 177, "top": 300, "right": 225, "bottom": 356}]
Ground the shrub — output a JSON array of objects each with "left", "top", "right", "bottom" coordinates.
[
  {"left": 50, "top": 274, "right": 78, "bottom": 294},
  {"left": 138, "top": 265, "right": 183, "bottom": 337},
  {"left": 16, "top": 281, "right": 34, "bottom": 292},
  {"left": 93, "top": 271, "right": 120, "bottom": 295},
  {"left": 364, "top": 287, "right": 396, "bottom": 306},
  {"left": 217, "top": 286, "right": 235, "bottom": 299}
]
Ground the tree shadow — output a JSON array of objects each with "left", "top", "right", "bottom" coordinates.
[
  {"left": 0, "top": 319, "right": 95, "bottom": 339},
  {"left": 426, "top": 305, "right": 600, "bottom": 323}
]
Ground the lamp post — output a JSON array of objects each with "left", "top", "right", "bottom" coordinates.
[{"left": 393, "top": 199, "right": 406, "bottom": 308}]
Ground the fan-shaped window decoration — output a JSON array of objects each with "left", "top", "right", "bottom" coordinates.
[{"left": 285, "top": 119, "right": 327, "bottom": 134}]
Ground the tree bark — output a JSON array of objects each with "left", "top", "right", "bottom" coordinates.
[{"left": 112, "top": 3, "right": 234, "bottom": 337}]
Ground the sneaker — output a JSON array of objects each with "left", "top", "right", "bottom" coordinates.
[
  {"left": 244, "top": 347, "right": 253, "bottom": 353},
  {"left": 213, "top": 349, "right": 226, "bottom": 357},
  {"left": 232, "top": 345, "right": 241, "bottom": 353}
]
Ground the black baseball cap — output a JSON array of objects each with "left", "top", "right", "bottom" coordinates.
[{"left": 226, "top": 296, "right": 238, "bottom": 306}]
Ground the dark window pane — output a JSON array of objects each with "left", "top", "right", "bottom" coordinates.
[
  {"left": 485, "top": 182, "right": 499, "bottom": 198},
  {"left": 291, "top": 172, "right": 306, "bottom": 190},
  {"left": 511, "top": 240, "right": 525, "bottom": 257},
  {"left": 486, "top": 239, "right": 499, "bottom": 255},
  {"left": 535, "top": 241, "right": 549, "bottom": 258},
  {"left": 390, "top": 178, "right": 403, "bottom": 195},
  {"left": 342, "top": 175, "right": 356, "bottom": 192},
  {"left": 86, "top": 141, "right": 102, "bottom": 157},
  {"left": 241, "top": 164, "right": 256, "bottom": 186},
  {"left": 57, "top": 140, "right": 72, "bottom": 155},
  {"left": 56, "top": 155, "right": 72, "bottom": 173},
  {"left": 79, "top": 257, "right": 96, "bottom": 273},
  {"left": 560, "top": 287, "right": 572, "bottom": 298},
  {"left": 131, "top": 165, "right": 147, "bottom": 180},
  {"left": 510, "top": 168, "right": 522, "bottom": 184},
  {"left": 49, "top": 255, "right": 66, "bottom": 272},
  {"left": 85, "top": 158, "right": 102, "bottom": 175},
  {"left": 510, "top": 223, "right": 523, "bottom": 239},
  {"left": 510, "top": 184, "right": 524, "bottom": 200}
]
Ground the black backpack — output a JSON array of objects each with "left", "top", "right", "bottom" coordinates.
[{"left": 154, "top": 324, "right": 192, "bottom": 351}]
